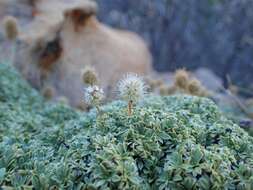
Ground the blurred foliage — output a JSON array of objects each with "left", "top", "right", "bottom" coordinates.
[
  {"left": 1, "top": 63, "right": 253, "bottom": 189},
  {"left": 97, "top": 0, "right": 253, "bottom": 89}
]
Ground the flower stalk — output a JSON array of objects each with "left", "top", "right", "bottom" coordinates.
[{"left": 128, "top": 100, "right": 133, "bottom": 116}]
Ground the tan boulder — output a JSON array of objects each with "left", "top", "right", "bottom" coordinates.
[{"left": 15, "top": 0, "right": 152, "bottom": 108}]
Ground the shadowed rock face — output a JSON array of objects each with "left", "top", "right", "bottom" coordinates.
[
  {"left": 10, "top": 0, "right": 152, "bottom": 108},
  {"left": 96, "top": 0, "right": 253, "bottom": 89}
]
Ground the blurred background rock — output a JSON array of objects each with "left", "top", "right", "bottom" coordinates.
[{"left": 96, "top": 0, "right": 253, "bottom": 92}]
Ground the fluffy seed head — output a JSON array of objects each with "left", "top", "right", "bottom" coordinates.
[
  {"left": 82, "top": 66, "right": 98, "bottom": 85},
  {"left": 84, "top": 85, "right": 104, "bottom": 106},
  {"left": 187, "top": 78, "right": 202, "bottom": 95},
  {"left": 118, "top": 73, "right": 147, "bottom": 103},
  {"left": 175, "top": 69, "right": 189, "bottom": 89},
  {"left": 3, "top": 16, "right": 18, "bottom": 40}
]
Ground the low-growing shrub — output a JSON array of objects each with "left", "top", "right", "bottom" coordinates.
[{"left": 0, "top": 63, "right": 253, "bottom": 189}]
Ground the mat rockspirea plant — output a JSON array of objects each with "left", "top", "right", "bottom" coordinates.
[{"left": 0, "top": 63, "right": 253, "bottom": 189}]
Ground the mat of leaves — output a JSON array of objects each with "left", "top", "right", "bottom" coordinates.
[{"left": 0, "top": 63, "right": 253, "bottom": 189}]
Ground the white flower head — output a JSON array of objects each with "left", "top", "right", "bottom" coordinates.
[
  {"left": 84, "top": 85, "right": 104, "bottom": 106},
  {"left": 117, "top": 73, "right": 147, "bottom": 103}
]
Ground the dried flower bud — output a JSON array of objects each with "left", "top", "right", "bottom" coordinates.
[
  {"left": 175, "top": 69, "right": 189, "bottom": 89},
  {"left": 154, "top": 79, "right": 164, "bottom": 87},
  {"left": 167, "top": 85, "right": 177, "bottom": 95},
  {"left": 42, "top": 86, "right": 55, "bottom": 100},
  {"left": 159, "top": 84, "right": 169, "bottom": 96},
  {"left": 82, "top": 66, "right": 98, "bottom": 85},
  {"left": 3, "top": 16, "right": 18, "bottom": 40},
  {"left": 198, "top": 88, "right": 210, "bottom": 97},
  {"left": 187, "top": 78, "right": 202, "bottom": 95}
]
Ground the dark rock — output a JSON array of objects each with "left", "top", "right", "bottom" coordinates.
[{"left": 97, "top": 0, "right": 253, "bottom": 89}]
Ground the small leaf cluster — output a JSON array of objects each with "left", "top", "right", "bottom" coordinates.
[{"left": 0, "top": 63, "right": 253, "bottom": 189}]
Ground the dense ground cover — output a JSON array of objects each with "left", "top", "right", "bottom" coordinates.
[{"left": 0, "top": 63, "right": 253, "bottom": 189}]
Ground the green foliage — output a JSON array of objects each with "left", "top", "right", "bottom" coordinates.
[{"left": 0, "top": 63, "right": 253, "bottom": 189}]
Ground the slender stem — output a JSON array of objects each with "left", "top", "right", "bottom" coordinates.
[
  {"left": 10, "top": 42, "right": 16, "bottom": 65},
  {"left": 95, "top": 105, "right": 100, "bottom": 114},
  {"left": 128, "top": 100, "right": 133, "bottom": 116}
]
